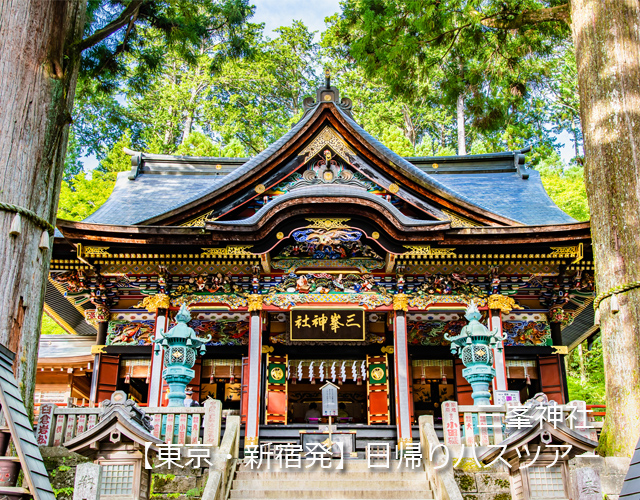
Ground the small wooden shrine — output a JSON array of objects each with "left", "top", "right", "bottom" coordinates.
[{"left": 42, "top": 78, "right": 596, "bottom": 449}]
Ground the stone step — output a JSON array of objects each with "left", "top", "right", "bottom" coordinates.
[
  {"left": 236, "top": 470, "right": 426, "bottom": 480},
  {"left": 238, "top": 460, "right": 423, "bottom": 473},
  {"left": 232, "top": 479, "right": 432, "bottom": 490},
  {"left": 229, "top": 490, "right": 433, "bottom": 499}
]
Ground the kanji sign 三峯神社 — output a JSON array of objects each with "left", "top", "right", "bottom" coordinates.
[{"left": 290, "top": 309, "right": 365, "bottom": 341}]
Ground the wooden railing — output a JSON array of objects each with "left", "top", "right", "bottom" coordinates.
[
  {"left": 439, "top": 400, "right": 599, "bottom": 448},
  {"left": 35, "top": 399, "right": 223, "bottom": 447},
  {"left": 202, "top": 415, "right": 240, "bottom": 500}
]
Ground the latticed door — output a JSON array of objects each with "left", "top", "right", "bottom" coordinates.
[
  {"left": 265, "top": 354, "right": 288, "bottom": 424},
  {"left": 366, "top": 354, "right": 390, "bottom": 424}
]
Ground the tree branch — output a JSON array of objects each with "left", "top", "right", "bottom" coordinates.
[
  {"left": 481, "top": 4, "right": 570, "bottom": 29},
  {"left": 74, "top": 0, "right": 144, "bottom": 52}
]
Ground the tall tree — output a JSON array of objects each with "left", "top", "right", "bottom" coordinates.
[
  {"left": 334, "top": 0, "right": 639, "bottom": 456},
  {"left": 0, "top": 0, "right": 253, "bottom": 410}
]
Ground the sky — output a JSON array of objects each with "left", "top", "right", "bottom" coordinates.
[
  {"left": 80, "top": 0, "right": 575, "bottom": 169},
  {"left": 251, "top": 0, "right": 341, "bottom": 39}
]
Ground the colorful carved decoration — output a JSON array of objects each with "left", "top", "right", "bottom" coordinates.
[
  {"left": 135, "top": 293, "right": 171, "bottom": 312},
  {"left": 276, "top": 150, "right": 378, "bottom": 192},
  {"left": 200, "top": 246, "right": 255, "bottom": 258},
  {"left": 403, "top": 245, "right": 456, "bottom": 258},
  {"left": 298, "top": 127, "right": 356, "bottom": 163},
  {"left": 264, "top": 292, "right": 392, "bottom": 310},
  {"left": 186, "top": 320, "right": 249, "bottom": 346},
  {"left": 267, "top": 272, "right": 382, "bottom": 297},
  {"left": 414, "top": 273, "right": 485, "bottom": 297},
  {"left": 548, "top": 307, "right": 577, "bottom": 328},
  {"left": 172, "top": 294, "right": 248, "bottom": 309},
  {"left": 502, "top": 320, "right": 552, "bottom": 346},
  {"left": 107, "top": 320, "right": 155, "bottom": 345},
  {"left": 408, "top": 320, "right": 467, "bottom": 346},
  {"left": 408, "top": 294, "right": 488, "bottom": 309},
  {"left": 487, "top": 294, "right": 523, "bottom": 314},
  {"left": 272, "top": 227, "right": 384, "bottom": 273},
  {"left": 172, "top": 272, "right": 237, "bottom": 295},
  {"left": 247, "top": 294, "right": 263, "bottom": 312},
  {"left": 53, "top": 270, "right": 88, "bottom": 293},
  {"left": 393, "top": 293, "right": 409, "bottom": 312}
]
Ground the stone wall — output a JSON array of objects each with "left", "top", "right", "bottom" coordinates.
[
  {"left": 453, "top": 460, "right": 512, "bottom": 500},
  {"left": 40, "top": 446, "right": 209, "bottom": 500},
  {"left": 41, "top": 447, "right": 90, "bottom": 500},
  {"left": 569, "top": 456, "right": 630, "bottom": 500},
  {"left": 150, "top": 463, "right": 207, "bottom": 500}
]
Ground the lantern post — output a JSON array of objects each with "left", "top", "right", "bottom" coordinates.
[
  {"left": 153, "top": 304, "right": 210, "bottom": 407},
  {"left": 445, "top": 302, "right": 506, "bottom": 405}
]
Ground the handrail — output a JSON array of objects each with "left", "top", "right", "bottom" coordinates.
[
  {"left": 419, "top": 415, "right": 464, "bottom": 500},
  {"left": 202, "top": 415, "right": 240, "bottom": 500}
]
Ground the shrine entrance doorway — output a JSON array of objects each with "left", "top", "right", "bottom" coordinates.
[{"left": 262, "top": 352, "right": 392, "bottom": 426}]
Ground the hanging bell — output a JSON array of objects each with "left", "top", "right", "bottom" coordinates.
[
  {"left": 9, "top": 214, "right": 21, "bottom": 236},
  {"left": 466, "top": 336, "right": 472, "bottom": 344},
  {"left": 611, "top": 293, "right": 620, "bottom": 313},
  {"left": 356, "top": 376, "right": 362, "bottom": 386},
  {"left": 291, "top": 373, "right": 297, "bottom": 385},
  {"left": 421, "top": 374, "right": 426, "bottom": 385},
  {"left": 186, "top": 338, "right": 193, "bottom": 346},
  {"left": 441, "top": 374, "right": 447, "bottom": 385},
  {"left": 594, "top": 307, "right": 601, "bottom": 326}
]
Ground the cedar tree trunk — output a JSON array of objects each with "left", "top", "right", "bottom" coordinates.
[
  {"left": 571, "top": 0, "right": 640, "bottom": 457},
  {"left": 0, "top": 0, "right": 86, "bottom": 413}
]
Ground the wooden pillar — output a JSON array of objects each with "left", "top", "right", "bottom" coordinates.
[
  {"left": 549, "top": 321, "right": 569, "bottom": 403},
  {"left": 148, "top": 309, "right": 168, "bottom": 407},
  {"left": 89, "top": 319, "right": 108, "bottom": 406},
  {"left": 489, "top": 310, "right": 508, "bottom": 392},
  {"left": 393, "top": 310, "right": 412, "bottom": 446},
  {"left": 245, "top": 303, "right": 263, "bottom": 448}
]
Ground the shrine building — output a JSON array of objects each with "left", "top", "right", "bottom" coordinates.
[{"left": 41, "top": 79, "right": 596, "bottom": 450}]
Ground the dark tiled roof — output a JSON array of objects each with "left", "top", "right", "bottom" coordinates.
[
  {"left": 84, "top": 172, "right": 228, "bottom": 225},
  {"left": 45, "top": 281, "right": 97, "bottom": 336},
  {"left": 433, "top": 170, "right": 576, "bottom": 225},
  {"left": 85, "top": 107, "right": 318, "bottom": 225},
  {"left": 0, "top": 345, "right": 56, "bottom": 500},
  {"left": 80, "top": 101, "right": 574, "bottom": 227},
  {"left": 621, "top": 436, "right": 640, "bottom": 498},
  {"left": 562, "top": 305, "right": 597, "bottom": 349}
]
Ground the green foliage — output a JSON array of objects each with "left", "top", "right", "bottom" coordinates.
[
  {"left": 539, "top": 161, "right": 590, "bottom": 221},
  {"left": 41, "top": 312, "right": 66, "bottom": 335},
  {"left": 567, "top": 336, "right": 606, "bottom": 405},
  {"left": 96, "top": 131, "right": 133, "bottom": 174},
  {"left": 57, "top": 171, "right": 115, "bottom": 221},
  {"left": 186, "top": 487, "right": 204, "bottom": 497},
  {"left": 63, "top": 131, "right": 84, "bottom": 183}
]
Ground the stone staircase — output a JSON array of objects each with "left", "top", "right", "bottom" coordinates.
[{"left": 229, "top": 459, "right": 434, "bottom": 499}]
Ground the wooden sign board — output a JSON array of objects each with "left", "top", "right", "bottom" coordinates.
[
  {"left": 321, "top": 382, "right": 339, "bottom": 416},
  {"left": 290, "top": 309, "right": 365, "bottom": 341}
]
